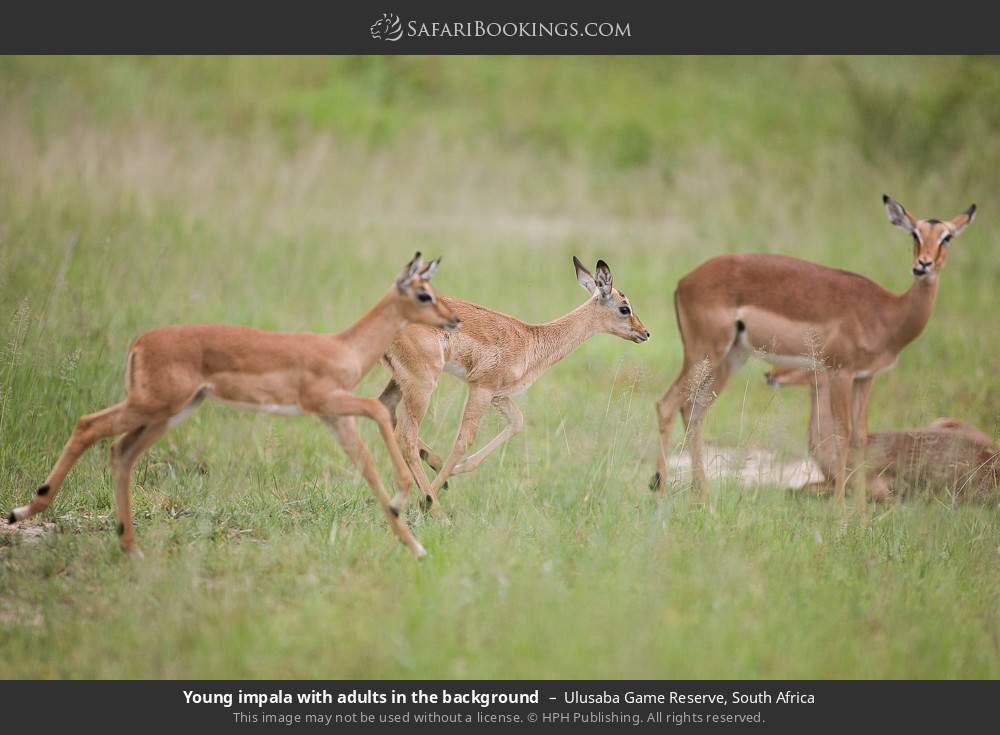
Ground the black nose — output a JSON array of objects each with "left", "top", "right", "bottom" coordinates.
[{"left": 645, "top": 331, "right": 651, "bottom": 338}]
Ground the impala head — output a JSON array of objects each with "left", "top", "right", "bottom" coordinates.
[
  {"left": 883, "top": 195, "right": 977, "bottom": 281},
  {"left": 573, "top": 256, "right": 650, "bottom": 343},
  {"left": 395, "top": 252, "right": 461, "bottom": 331}
]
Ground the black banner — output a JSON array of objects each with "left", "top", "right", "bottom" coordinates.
[
  {"left": 0, "top": 680, "right": 996, "bottom": 731},
  {"left": 1, "top": 0, "right": 998, "bottom": 54}
]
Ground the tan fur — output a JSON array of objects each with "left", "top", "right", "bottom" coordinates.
[
  {"left": 380, "top": 258, "right": 650, "bottom": 518},
  {"left": 767, "top": 367, "right": 999, "bottom": 502},
  {"left": 653, "top": 196, "right": 976, "bottom": 515},
  {"left": 9, "top": 254, "right": 459, "bottom": 559}
]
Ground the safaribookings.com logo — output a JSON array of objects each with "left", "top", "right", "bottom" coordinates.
[
  {"left": 370, "top": 13, "right": 404, "bottom": 41},
  {"left": 370, "top": 13, "right": 631, "bottom": 42}
]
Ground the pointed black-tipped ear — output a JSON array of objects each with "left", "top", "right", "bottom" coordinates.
[
  {"left": 419, "top": 257, "right": 441, "bottom": 281},
  {"left": 883, "top": 194, "right": 916, "bottom": 233},
  {"left": 396, "top": 252, "right": 423, "bottom": 290},
  {"left": 574, "top": 256, "right": 597, "bottom": 294},
  {"left": 594, "top": 259, "right": 613, "bottom": 299},
  {"left": 950, "top": 203, "right": 976, "bottom": 236}
]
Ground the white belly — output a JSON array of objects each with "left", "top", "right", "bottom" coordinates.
[{"left": 214, "top": 398, "right": 304, "bottom": 416}]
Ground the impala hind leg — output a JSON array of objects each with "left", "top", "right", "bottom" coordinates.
[
  {"left": 452, "top": 396, "right": 524, "bottom": 475},
  {"left": 9, "top": 401, "right": 143, "bottom": 524},
  {"left": 326, "top": 416, "right": 426, "bottom": 558},
  {"left": 652, "top": 377, "right": 686, "bottom": 494},
  {"left": 680, "top": 346, "right": 745, "bottom": 502},
  {"left": 109, "top": 421, "right": 168, "bottom": 556}
]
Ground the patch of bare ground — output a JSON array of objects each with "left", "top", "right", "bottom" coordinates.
[{"left": 669, "top": 445, "right": 823, "bottom": 489}]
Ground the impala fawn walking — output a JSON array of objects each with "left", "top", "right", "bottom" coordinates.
[
  {"left": 8, "top": 253, "right": 459, "bottom": 558},
  {"left": 766, "top": 366, "right": 999, "bottom": 501},
  {"left": 379, "top": 257, "right": 650, "bottom": 518},
  {"left": 652, "top": 195, "right": 977, "bottom": 513}
]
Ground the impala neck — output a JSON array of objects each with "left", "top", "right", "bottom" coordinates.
[
  {"left": 337, "top": 288, "right": 408, "bottom": 375},
  {"left": 528, "top": 298, "right": 601, "bottom": 373},
  {"left": 890, "top": 276, "right": 939, "bottom": 352}
]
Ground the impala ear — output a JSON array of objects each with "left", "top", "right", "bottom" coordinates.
[
  {"left": 419, "top": 257, "right": 441, "bottom": 281},
  {"left": 949, "top": 203, "right": 977, "bottom": 236},
  {"left": 396, "top": 251, "right": 423, "bottom": 290},
  {"left": 574, "top": 256, "right": 597, "bottom": 294},
  {"left": 594, "top": 259, "right": 613, "bottom": 299},
  {"left": 883, "top": 194, "right": 916, "bottom": 233}
]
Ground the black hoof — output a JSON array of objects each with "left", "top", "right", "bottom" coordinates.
[
  {"left": 649, "top": 472, "right": 662, "bottom": 492},
  {"left": 7, "top": 511, "right": 16, "bottom": 524}
]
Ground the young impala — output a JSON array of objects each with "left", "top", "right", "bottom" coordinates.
[
  {"left": 766, "top": 366, "right": 999, "bottom": 502},
  {"left": 652, "top": 195, "right": 977, "bottom": 513},
  {"left": 7, "top": 253, "right": 459, "bottom": 559},
  {"left": 379, "top": 257, "right": 650, "bottom": 518}
]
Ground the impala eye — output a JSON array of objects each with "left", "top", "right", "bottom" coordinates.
[
  {"left": 619, "top": 306, "right": 631, "bottom": 315},
  {"left": 417, "top": 292, "right": 433, "bottom": 303},
  {"left": 941, "top": 234, "right": 952, "bottom": 245}
]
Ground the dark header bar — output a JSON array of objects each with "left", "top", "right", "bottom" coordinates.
[{"left": 1, "top": 1, "right": 998, "bottom": 54}]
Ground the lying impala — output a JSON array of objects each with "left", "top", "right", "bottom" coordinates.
[
  {"left": 766, "top": 366, "right": 999, "bottom": 501},
  {"left": 652, "top": 195, "right": 977, "bottom": 513},
  {"left": 379, "top": 257, "right": 650, "bottom": 517},
  {"left": 7, "top": 253, "right": 459, "bottom": 559}
]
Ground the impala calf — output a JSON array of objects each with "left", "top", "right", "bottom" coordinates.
[
  {"left": 767, "top": 367, "right": 999, "bottom": 501},
  {"left": 652, "top": 195, "right": 977, "bottom": 513},
  {"left": 8, "top": 253, "right": 459, "bottom": 559},
  {"left": 380, "top": 257, "right": 650, "bottom": 517}
]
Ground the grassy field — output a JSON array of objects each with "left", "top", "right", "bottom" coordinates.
[{"left": 0, "top": 56, "right": 998, "bottom": 679}]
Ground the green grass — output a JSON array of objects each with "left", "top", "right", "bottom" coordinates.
[{"left": 0, "top": 56, "right": 998, "bottom": 679}]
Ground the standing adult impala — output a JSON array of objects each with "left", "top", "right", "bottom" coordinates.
[
  {"left": 651, "top": 196, "right": 977, "bottom": 512},
  {"left": 380, "top": 257, "right": 650, "bottom": 518},
  {"left": 8, "top": 253, "right": 459, "bottom": 559}
]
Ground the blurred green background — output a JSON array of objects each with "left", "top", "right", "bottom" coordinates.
[{"left": 0, "top": 57, "right": 997, "bottom": 678}]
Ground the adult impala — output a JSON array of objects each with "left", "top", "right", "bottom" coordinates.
[
  {"left": 652, "top": 196, "right": 977, "bottom": 512},
  {"left": 7, "top": 253, "right": 459, "bottom": 559},
  {"left": 765, "top": 366, "right": 999, "bottom": 502},
  {"left": 379, "top": 257, "right": 650, "bottom": 517}
]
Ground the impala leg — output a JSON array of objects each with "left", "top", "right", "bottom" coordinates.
[
  {"left": 380, "top": 378, "right": 444, "bottom": 476},
  {"left": 828, "top": 373, "right": 853, "bottom": 510},
  {"left": 681, "top": 348, "right": 743, "bottom": 503},
  {"left": 109, "top": 421, "right": 168, "bottom": 556},
  {"left": 394, "top": 378, "right": 437, "bottom": 500},
  {"left": 652, "top": 376, "right": 686, "bottom": 494},
  {"left": 452, "top": 396, "right": 523, "bottom": 475},
  {"left": 324, "top": 415, "right": 426, "bottom": 559},
  {"left": 417, "top": 440, "right": 445, "bottom": 473},
  {"left": 378, "top": 378, "right": 402, "bottom": 427},
  {"left": 306, "top": 389, "right": 425, "bottom": 557},
  {"left": 423, "top": 386, "right": 493, "bottom": 514},
  {"left": 850, "top": 376, "right": 873, "bottom": 521},
  {"left": 9, "top": 401, "right": 142, "bottom": 524}
]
